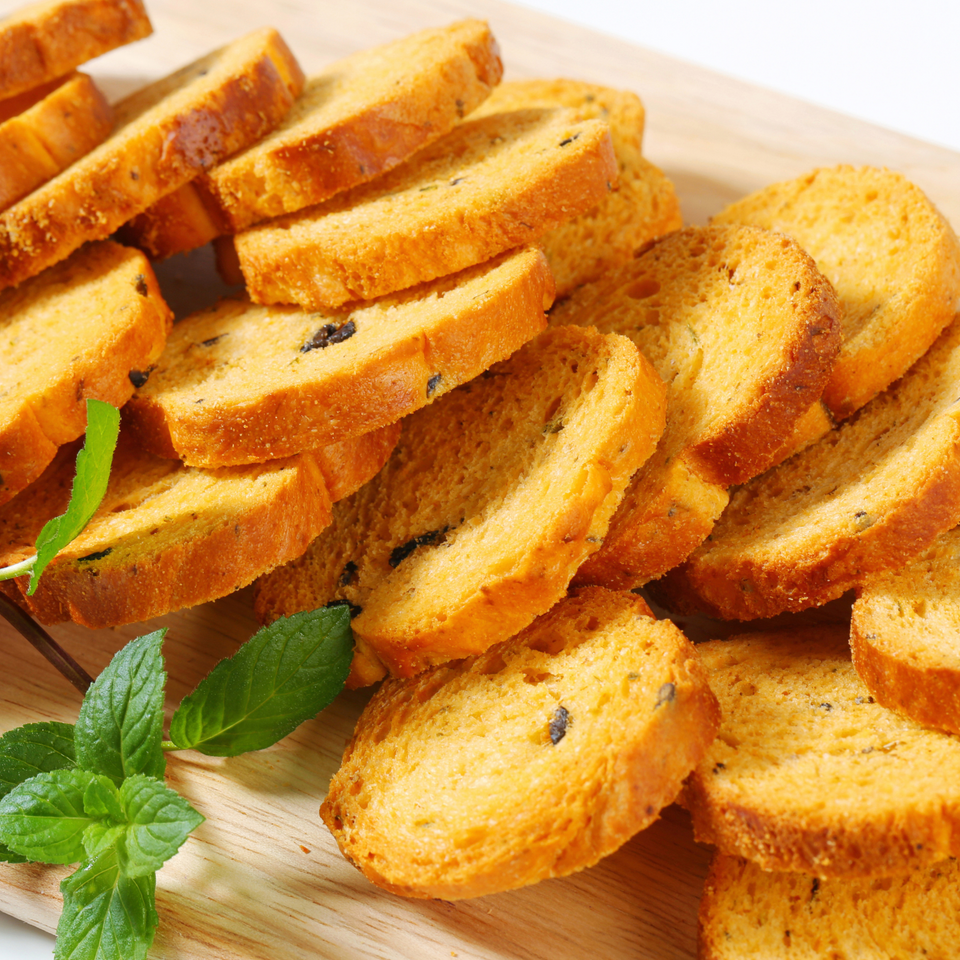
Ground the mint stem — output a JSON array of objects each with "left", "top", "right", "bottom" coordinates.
[
  {"left": 0, "top": 594, "right": 93, "bottom": 695},
  {"left": 0, "top": 555, "right": 36, "bottom": 582}
]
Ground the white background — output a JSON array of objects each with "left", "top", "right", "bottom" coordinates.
[{"left": 1, "top": 0, "right": 958, "bottom": 956}]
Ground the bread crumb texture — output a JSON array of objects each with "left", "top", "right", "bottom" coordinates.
[{"left": 321, "top": 586, "right": 719, "bottom": 899}]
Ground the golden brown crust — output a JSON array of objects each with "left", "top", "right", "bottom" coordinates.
[
  {"left": 0, "top": 240, "right": 171, "bottom": 506},
  {"left": 713, "top": 166, "right": 960, "bottom": 420},
  {"left": 0, "top": 0, "right": 152, "bottom": 100},
  {"left": 0, "top": 28, "right": 304, "bottom": 291},
  {"left": 684, "top": 627, "right": 960, "bottom": 878},
  {"left": 254, "top": 325, "right": 667, "bottom": 685},
  {"left": 321, "top": 587, "right": 720, "bottom": 899},
  {"left": 0, "top": 71, "right": 112, "bottom": 211},
  {"left": 313, "top": 422, "right": 400, "bottom": 503},
  {"left": 236, "top": 108, "right": 618, "bottom": 309},
  {"left": 123, "top": 247, "right": 554, "bottom": 466}
]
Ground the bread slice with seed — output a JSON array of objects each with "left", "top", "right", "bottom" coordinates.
[
  {"left": 235, "top": 107, "right": 617, "bottom": 309},
  {"left": 120, "top": 20, "right": 504, "bottom": 258},
  {"left": 851, "top": 525, "right": 960, "bottom": 735},
  {"left": 0, "top": 0, "right": 152, "bottom": 100},
  {"left": 254, "top": 324, "right": 667, "bottom": 686},
  {"left": 321, "top": 586, "right": 720, "bottom": 899},
  {"left": 0, "top": 71, "right": 112, "bottom": 211},
  {"left": 550, "top": 224, "right": 841, "bottom": 590},
  {"left": 0, "top": 27, "right": 304, "bottom": 292},
  {"left": 474, "top": 78, "right": 681, "bottom": 297},
  {"left": 122, "top": 246, "right": 553, "bottom": 466},
  {"left": 0, "top": 240, "right": 171, "bottom": 507},
  {"left": 713, "top": 166, "right": 960, "bottom": 421},
  {"left": 699, "top": 853, "right": 960, "bottom": 960},
  {"left": 653, "top": 315, "right": 960, "bottom": 621},
  {"left": 0, "top": 420, "right": 398, "bottom": 628},
  {"left": 683, "top": 625, "right": 960, "bottom": 878}
]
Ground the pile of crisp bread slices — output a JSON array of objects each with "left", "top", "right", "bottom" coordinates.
[{"left": 4, "top": 0, "right": 960, "bottom": 951}]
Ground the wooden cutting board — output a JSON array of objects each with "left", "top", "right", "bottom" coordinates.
[{"left": 0, "top": 0, "right": 958, "bottom": 957}]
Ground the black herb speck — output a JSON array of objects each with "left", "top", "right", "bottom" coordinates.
[
  {"left": 654, "top": 682, "right": 676, "bottom": 708},
  {"left": 810, "top": 878, "right": 819, "bottom": 901},
  {"left": 426, "top": 373, "right": 442, "bottom": 397},
  {"left": 134, "top": 274, "right": 149, "bottom": 297},
  {"left": 338, "top": 561, "right": 358, "bottom": 587},
  {"left": 301, "top": 320, "right": 356, "bottom": 353},
  {"left": 713, "top": 762, "right": 726, "bottom": 774},
  {"left": 549, "top": 706, "right": 570, "bottom": 744},
  {"left": 78, "top": 547, "right": 113, "bottom": 563},
  {"left": 820, "top": 702, "right": 833, "bottom": 711},
  {"left": 201, "top": 334, "right": 225, "bottom": 347},
  {"left": 130, "top": 170, "right": 139, "bottom": 181},
  {"left": 389, "top": 527, "right": 449, "bottom": 568},
  {"left": 455, "top": 98, "right": 465, "bottom": 118},
  {"left": 128, "top": 368, "right": 151, "bottom": 389},
  {"left": 559, "top": 133, "right": 581, "bottom": 147}
]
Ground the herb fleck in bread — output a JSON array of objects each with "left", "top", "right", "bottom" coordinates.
[
  {"left": 123, "top": 246, "right": 553, "bottom": 466},
  {"left": 321, "top": 587, "right": 720, "bottom": 899},
  {"left": 713, "top": 166, "right": 960, "bottom": 420},
  {"left": 475, "top": 78, "right": 681, "bottom": 296},
  {"left": 121, "top": 20, "right": 504, "bottom": 258},
  {"left": 0, "top": 0, "right": 152, "bottom": 100},
  {"left": 235, "top": 107, "right": 618, "bottom": 309},
  {"left": 0, "top": 240, "right": 171, "bottom": 506},
  {"left": 684, "top": 626, "right": 960, "bottom": 878},
  {"left": 551, "top": 225, "right": 841, "bottom": 589},
  {"left": 0, "top": 27, "right": 304, "bottom": 291},
  {"left": 255, "top": 324, "right": 667, "bottom": 686}
]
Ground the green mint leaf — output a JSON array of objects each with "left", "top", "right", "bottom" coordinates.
[
  {"left": 57, "top": 845, "right": 157, "bottom": 960},
  {"left": 169, "top": 606, "right": 353, "bottom": 756},
  {"left": 82, "top": 823, "right": 125, "bottom": 863},
  {"left": 28, "top": 398, "right": 120, "bottom": 595},
  {"left": 82, "top": 775, "right": 123, "bottom": 822},
  {"left": 75, "top": 631, "right": 166, "bottom": 786},
  {"left": 0, "top": 768, "right": 100, "bottom": 864}
]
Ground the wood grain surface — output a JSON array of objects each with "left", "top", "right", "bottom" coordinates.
[{"left": 0, "top": 0, "right": 958, "bottom": 957}]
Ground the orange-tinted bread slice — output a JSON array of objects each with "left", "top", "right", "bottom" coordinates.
[
  {"left": 552, "top": 225, "right": 841, "bottom": 589},
  {"left": 0, "top": 419, "right": 398, "bottom": 627},
  {"left": 0, "top": 27, "right": 304, "bottom": 291},
  {"left": 322, "top": 587, "right": 720, "bottom": 899},
  {"left": 0, "top": 71, "right": 112, "bottom": 211},
  {"left": 121, "top": 20, "right": 504, "bottom": 258},
  {"left": 123, "top": 246, "right": 553, "bottom": 466},
  {"left": 0, "top": 0, "right": 152, "bottom": 100},
  {"left": 684, "top": 626, "right": 960, "bottom": 878},
  {"left": 476, "top": 78, "right": 681, "bottom": 296},
  {"left": 235, "top": 107, "right": 618, "bottom": 309},
  {"left": 713, "top": 166, "right": 960, "bottom": 420},
  {"left": 0, "top": 240, "right": 171, "bottom": 506},
  {"left": 851, "top": 525, "right": 960, "bottom": 735},
  {"left": 254, "top": 325, "right": 667, "bottom": 687}
]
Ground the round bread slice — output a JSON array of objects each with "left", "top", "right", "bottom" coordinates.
[
  {"left": 0, "top": 420, "right": 397, "bottom": 628},
  {"left": 713, "top": 166, "right": 960, "bottom": 420},
  {"left": 475, "top": 78, "right": 681, "bottom": 297},
  {"left": 0, "top": 27, "right": 304, "bottom": 291},
  {"left": 654, "top": 315, "right": 960, "bottom": 621},
  {"left": 254, "top": 324, "right": 667, "bottom": 686},
  {"left": 321, "top": 586, "right": 720, "bottom": 900},
  {"left": 123, "top": 246, "right": 553, "bottom": 466},
  {"left": 120, "top": 20, "right": 504, "bottom": 258},
  {"left": 851, "top": 525, "right": 960, "bottom": 735},
  {"left": 550, "top": 224, "right": 841, "bottom": 590},
  {"left": 0, "top": 240, "right": 171, "bottom": 507},
  {"left": 0, "top": 71, "right": 112, "bottom": 211},
  {"left": 684, "top": 626, "right": 960, "bottom": 878},
  {"left": 235, "top": 107, "right": 618, "bottom": 309},
  {"left": 699, "top": 853, "right": 960, "bottom": 960},
  {"left": 0, "top": 0, "right": 152, "bottom": 101}
]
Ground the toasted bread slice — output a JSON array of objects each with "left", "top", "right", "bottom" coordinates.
[
  {"left": 0, "top": 27, "right": 304, "bottom": 292},
  {"left": 0, "top": 419, "right": 398, "bottom": 627},
  {"left": 321, "top": 587, "right": 720, "bottom": 899},
  {"left": 0, "top": 0, "right": 152, "bottom": 100},
  {"left": 700, "top": 853, "right": 960, "bottom": 960},
  {"left": 120, "top": 20, "right": 504, "bottom": 258},
  {"left": 0, "top": 71, "right": 112, "bottom": 211},
  {"left": 476, "top": 78, "right": 681, "bottom": 296},
  {"left": 851, "top": 525, "right": 960, "bottom": 735},
  {"left": 254, "top": 325, "right": 667, "bottom": 686},
  {"left": 713, "top": 166, "right": 960, "bottom": 420},
  {"left": 123, "top": 246, "right": 553, "bottom": 466},
  {"left": 235, "top": 107, "right": 618, "bottom": 309},
  {"left": 654, "top": 315, "right": 960, "bottom": 621},
  {"left": 551, "top": 225, "right": 841, "bottom": 589},
  {"left": 0, "top": 240, "right": 171, "bottom": 507},
  {"left": 683, "top": 626, "right": 960, "bottom": 878}
]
